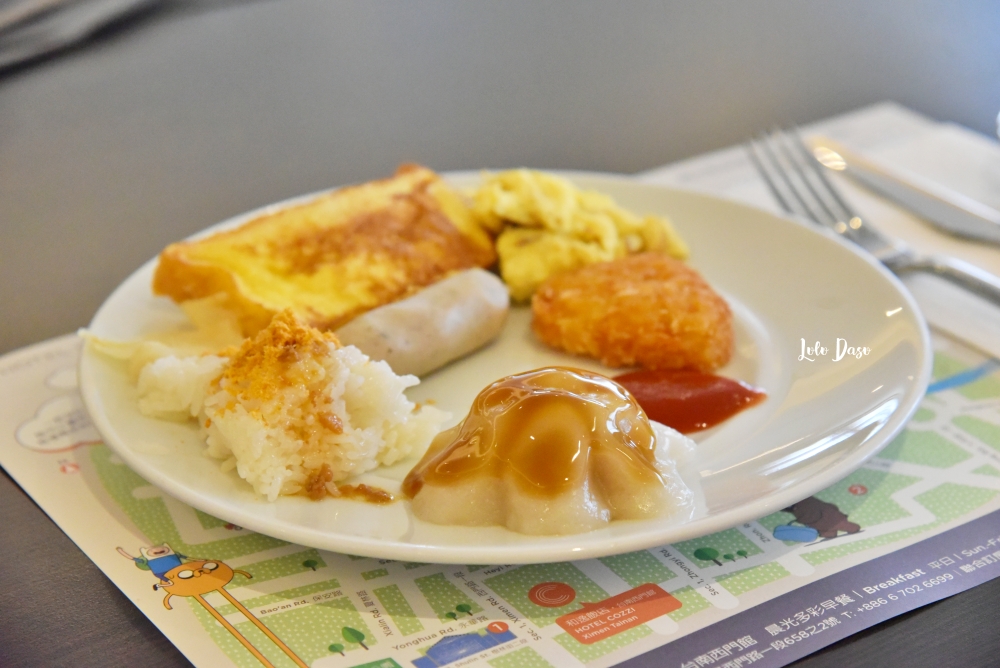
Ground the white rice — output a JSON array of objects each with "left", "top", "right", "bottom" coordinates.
[{"left": 137, "top": 337, "right": 448, "bottom": 501}]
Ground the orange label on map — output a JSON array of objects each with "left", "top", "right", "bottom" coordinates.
[{"left": 555, "top": 583, "right": 680, "bottom": 644}]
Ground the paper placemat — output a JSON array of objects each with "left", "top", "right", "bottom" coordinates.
[{"left": 2, "top": 325, "right": 1000, "bottom": 668}]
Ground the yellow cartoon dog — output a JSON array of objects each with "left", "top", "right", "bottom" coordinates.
[{"left": 119, "top": 545, "right": 306, "bottom": 668}]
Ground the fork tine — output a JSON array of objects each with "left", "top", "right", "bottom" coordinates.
[
  {"left": 784, "top": 128, "right": 860, "bottom": 227},
  {"left": 750, "top": 131, "right": 830, "bottom": 227},
  {"left": 751, "top": 132, "right": 821, "bottom": 223},
  {"left": 746, "top": 138, "right": 796, "bottom": 215},
  {"left": 771, "top": 129, "right": 847, "bottom": 229},
  {"left": 748, "top": 128, "right": 868, "bottom": 237}
]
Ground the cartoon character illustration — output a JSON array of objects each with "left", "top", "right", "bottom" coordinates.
[
  {"left": 120, "top": 544, "right": 307, "bottom": 668},
  {"left": 117, "top": 544, "right": 187, "bottom": 581},
  {"left": 778, "top": 496, "right": 861, "bottom": 540}
]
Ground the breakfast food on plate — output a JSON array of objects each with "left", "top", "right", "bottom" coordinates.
[
  {"left": 133, "top": 311, "right": 449, "bottom": 501},
  {"left": 532, "top": 252, "right": 733, "bottom": 371},
  {"left": 402, "top": 367, "right": 696, "bottom": 535},
  {"left": 88, "top": 166, "right": 737, "bottom": 518},
  {"left": 147, "top": 166, "right": 702, "bottom": 380},
  {"left": 92, "top": 268, "right": 510, "bottom": 384},
  {"left": 153, "top": 164, "right": 496, "bottom": 337},
  {"left": 471, "top": 169, "right": 688, "bottom": 301},
  {"left": 334, "top": 268, "right": 510, "bottom": 377}
]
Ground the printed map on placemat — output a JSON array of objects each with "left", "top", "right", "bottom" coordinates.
[{"left": 3, "top": 332, "right": 1000, "bottom": 668}]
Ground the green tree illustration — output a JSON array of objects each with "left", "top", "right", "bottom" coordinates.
[
  {"left": 693, "top": 547, "right": 722, "bottom": 566},
  {"left": 736, "top": 550, "right": 748, "bottom": 559},
  {"left": 328, "top": 643, "right": 345, "bottom": 656},
  {"left": 343, "top": 627, "right": 368, "bottom": 649},
  {"left": 723, "top": 554, "right": 736, "bottom": 562},
  {"left": 456, "top": 603, "right": 473, "bottom": 616},
  {"left": 303, "top": 559, "right": 319, "bottom": 571},
  {"left": 445, "top": 612, "right": 458, "bottom": 620}
]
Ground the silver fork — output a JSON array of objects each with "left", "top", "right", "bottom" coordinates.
[{"left": 748, "top": 129, "right": 1000, "bottom": 307}]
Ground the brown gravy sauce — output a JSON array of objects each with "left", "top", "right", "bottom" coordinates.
[
  {"left": 613, "top": 369, "right": 766, "bottom": 433},
  {"left": 304, "top": 464, "right": 395, "bottom": 503},
  {"left": 336, "top": 483, "right": 395, "bottom": 504},
  {"left": 402, "top": 367, "right": 664, "bottom": 499}
]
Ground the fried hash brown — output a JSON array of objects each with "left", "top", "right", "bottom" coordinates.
[{"left": 531, "top": 253, "right": 732, "bottom": 371}]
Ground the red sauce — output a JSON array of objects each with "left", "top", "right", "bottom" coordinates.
[{"left": 613, "top": 370, "right": 766, "bottom": 433}]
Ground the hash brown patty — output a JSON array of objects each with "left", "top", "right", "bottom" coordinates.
[{"left": 531, "top": 253, "right": 732, "bottom": 371}]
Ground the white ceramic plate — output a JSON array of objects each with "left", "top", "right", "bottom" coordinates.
[{"left": 79, "top": 172, "right": 931, "bottom": 564}]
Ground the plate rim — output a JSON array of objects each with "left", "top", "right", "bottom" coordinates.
[{"left": 79, "top": 171, "right": 933, "bottom": 564}]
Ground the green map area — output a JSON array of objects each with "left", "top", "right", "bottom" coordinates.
[{"left": 79, "top": 346, "right": 1000, "bottom": 667}]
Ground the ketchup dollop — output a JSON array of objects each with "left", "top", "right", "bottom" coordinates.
[{"left": 613, "top": 369, "right": 766, "bottom": 433}]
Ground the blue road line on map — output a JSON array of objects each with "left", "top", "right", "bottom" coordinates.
[{"left": 927, "top": 359, "right": 1000, "bottom": 394}]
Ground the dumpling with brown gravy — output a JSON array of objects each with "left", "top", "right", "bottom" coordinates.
[{"left": 401, "top": 367, "right": 696, "bottom": 535}]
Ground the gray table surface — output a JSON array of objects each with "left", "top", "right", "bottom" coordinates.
[{"left": 3, "top": 1, "right": 1000, "bottom": 665}]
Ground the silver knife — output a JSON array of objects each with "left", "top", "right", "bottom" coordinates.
[{"left": 806, "top": 135, "right": 1000, "bottom": 245}]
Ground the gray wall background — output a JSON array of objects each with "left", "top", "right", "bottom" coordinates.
[{"left": 2, "top": 0, "right": 999, "bottom": 354}]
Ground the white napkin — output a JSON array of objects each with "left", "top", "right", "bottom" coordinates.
[{"left": 639, "top": 102, "right": 1000, "bottom": 360}]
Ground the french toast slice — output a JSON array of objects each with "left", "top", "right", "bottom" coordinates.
[{"left": 153, "top": 165, "right": 496, "bottom": 336}]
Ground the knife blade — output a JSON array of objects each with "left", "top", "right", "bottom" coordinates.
[{"left": 806, "top": 135, "right": 1000, "bottom": 246}]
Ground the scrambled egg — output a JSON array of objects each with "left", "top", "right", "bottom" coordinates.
[{"left": 472, "top": 169, "right": 688, "bottom": 301}]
